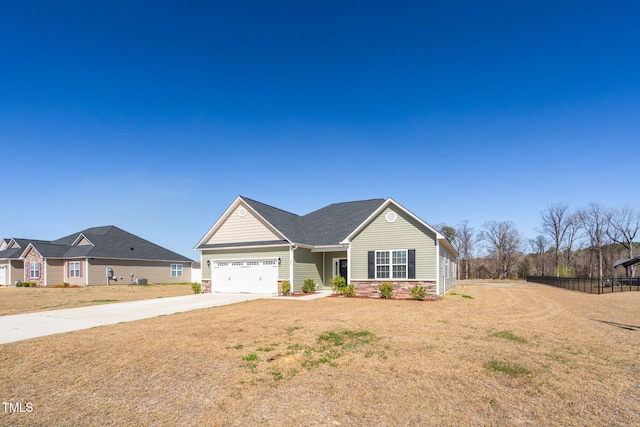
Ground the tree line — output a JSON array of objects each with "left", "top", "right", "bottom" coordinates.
[{"left": 438, "top": 203, "right": 640, "bottom": 280}]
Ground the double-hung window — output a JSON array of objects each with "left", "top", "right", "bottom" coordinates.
[
  {"left": 29, "top": 262, "right": 40, "bottom": 279},
  {"left": 375, "top": 250, "right": 407, "bottom": 279},
  {"left": 171, "top": 264, "right": 183, "bottom": 277},
  {"left": 69, "top": 261, "right": 81, "bottom": 278}
]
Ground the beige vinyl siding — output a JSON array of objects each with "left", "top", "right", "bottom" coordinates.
[
  {"left": 205, "top": 203, "right": 280, "bottom": 245},
  {"left": 350, "top": 206, "right": 438, "bottom": 280},
  {"left": 10, "top": 260, "right": 23, "bottom": 285},
  {"left": 63, "top": 259, "right": 86, "bottom": 286},
  {"left": 201, "top": 247, "right": 289, "bottom": 281},
  {"left": 76, "top": 237, "right": 92, "bottom": 246},
  {"left": 46, "top": 259, "right": 64, "bottom": 286},
  {"left": 323, "top": 251, "right": 347, "bottom": 288},
  {"left": 293, "top": 248, "right": 323, "bottom": 293},
  {"left": 86, "top": 259, "right": 192, "bottom": 285}
]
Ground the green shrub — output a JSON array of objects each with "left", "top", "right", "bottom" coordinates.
[
  {"left": 330, "top": 275, "right": 346, "bottom": 293},
  {"left": 379, "top": 282, "right": 394, "bottom": 299},
  {"left": 17, "top": 282, "right": 37, "bottom": 287},
  {"left": 191, "top": 282, "right": 202, "bottom": 294},
  {"left": 302, "top": 278, "right": 316, "bottom": 293},
  {"left": 54, "top": 283, "right": 71, "bottom": 288},
  {"left": 340, "top": 284, "right": 355, "bottom": 297},
  {"left": 281, "top": 280, "right": 291, "bottom": 296},
  {"left": 410, "top": 285, "right": 426, "bottom": 300}
]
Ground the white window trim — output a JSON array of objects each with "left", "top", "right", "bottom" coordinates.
[
  {"left": 69, "top": 261, "right": 81, "bottom": 278},
  {"left": 29, "top": 262, "right": 39, "bottom": 279},
  {"left": 171, "top": 264, "right": 183, "bottom": 277},
  {"left": 375, "top": 249, "right": 408, "bottom": 280}
]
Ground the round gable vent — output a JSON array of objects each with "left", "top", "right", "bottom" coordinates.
[
  {"left": 238, "top": 207, "right": 247, "bottom": 217},
  {"left": 385, "top": 211, "right": 397, "bottom": 223}
]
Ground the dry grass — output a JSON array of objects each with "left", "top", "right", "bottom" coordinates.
[
  {"left": 0, "top": 284, "right": 194, "bottom": 316},
  {"left": 1, "top": 280, "right": 640, "bottom": 426}
]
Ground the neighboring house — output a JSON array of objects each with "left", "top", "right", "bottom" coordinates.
[
  {"left": 0, "top": 226, "right": 193, "bottom": 287},
  {"left": 195, "top": 196, "right": 458, "bottom": 298}
]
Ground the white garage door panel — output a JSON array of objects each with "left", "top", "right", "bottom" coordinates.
[
  {"left": 0, "top": 266, "right": 6, "bottom": 286},
  {"left": 212, "top": 259, "right": 278, "bottom": 294}
]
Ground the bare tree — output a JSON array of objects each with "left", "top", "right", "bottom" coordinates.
[
  {"left": 530, "top": 235, "right": 549, "bottom": 275},
  {"left": 455, "top": 220, "right": 475, "bottom": 280},
  {"left": 607, "top": 207, "right": 640, "bottom": 277},
  {"left": 563, "top": 212, "right": 581, "bottom": 270},
  {"left": 481, "top": 221, "right": 522, "bottom": 279},
  {"left": 540, "top": 203, "right": 571, "bottom": 275},
  {"left": 577, "top": 203, "right": 610, "bottom": 282}
]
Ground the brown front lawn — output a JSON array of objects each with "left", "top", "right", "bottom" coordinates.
[
  {"left": 1, "top": 281, "right": 639, "bottom": 426},
  {"left": 0, "top": 284, "right": 194, "bottom": 316}
]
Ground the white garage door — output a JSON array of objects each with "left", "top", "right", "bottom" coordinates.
[
  {"left": 212, "top": 259, "right": 278, "bottom": 294},
  {"left": 0, "top": 266, "right": 6, "bottom": 286}
]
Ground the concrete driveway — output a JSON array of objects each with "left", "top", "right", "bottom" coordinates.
[{"left": 0, "top": 291, "right": 331, "bottom": 345}]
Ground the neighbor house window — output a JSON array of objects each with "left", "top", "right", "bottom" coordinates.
[
  {"left": 376, "top": 250, "right": 407, "bottom": 279},
  {"left": 171, "top": 264, "right": 183, "bottom": 277},
  {"left": 69, "top": 261, "right": 81, "bottom": 278},
  {"left": 29, "top": 262, "right": 40, "bottom": 279}
]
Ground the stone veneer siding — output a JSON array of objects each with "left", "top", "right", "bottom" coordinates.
[
  {"left": 23, "top": 249, "right": 46, "bottom": 287},
  {"left": 202, "top": 279, "right": 212, "bottom": 293},
  {"left": 351, "top": 280, "right": 437, "bottom": 300}
]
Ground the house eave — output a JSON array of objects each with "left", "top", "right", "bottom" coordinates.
[
  {"left": 310, "top": 245, "right": 348, "bottom": 253},
  {"left": 198, "top": 242, "right": 292, "bottom": 251}
]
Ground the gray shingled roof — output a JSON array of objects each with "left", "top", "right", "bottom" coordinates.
[
  {"left": 0, "top": 239, "right": 50, "bottom": 260},
  {"left": 1, "top": 226, "right": 192, "bottom": 262},
  {"left": 240, "top": 197, "right": 386, "bottom": 246}
]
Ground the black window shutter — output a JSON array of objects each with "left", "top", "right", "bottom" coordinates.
[
  {"left": 408, "top": 249, "right": 416, "bottom": 279},
  {"left": 368, "top": 251, "right": 375, "bottom": 279}
]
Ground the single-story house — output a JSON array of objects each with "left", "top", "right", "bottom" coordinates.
[
  {"left": 195, "top": 196, "right": 458, "bottom": 298},
  {"left": 0, "top": 226, "right": 193, "bottom": 287}
]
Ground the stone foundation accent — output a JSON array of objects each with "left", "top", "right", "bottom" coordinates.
[
  {"left": 202, "top": 279, "right": 212, "bottom": 293},
  {"left": 351, "top": 280, "right": 437, "bottom": 300}
]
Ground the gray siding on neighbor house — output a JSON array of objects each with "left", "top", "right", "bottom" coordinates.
[
  {"left": 323, "top": 251, "right": 347, "bottom": 288},
  {"left": 293, "top": 248, "right": 323, "bottom": 293},
  {"left": 350, "top": 206, "right": 438, "bottom": 281},
  {"left": 204, "top": 202, "right": 280, "bottom": 245},
  {"left": 201, "top": 246, "right": 290, "bottom": 281}
]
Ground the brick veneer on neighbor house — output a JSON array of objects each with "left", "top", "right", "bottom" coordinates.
[
  {"left": 23, "top": 248, "right": 45, "bottom": 286},
  {"left": 351, "top": 280, "right": 437, "bottom": 299}
]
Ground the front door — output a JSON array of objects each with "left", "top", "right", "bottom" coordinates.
[{"left": 339, "top": 259, "right": 347, "bottom": 280}]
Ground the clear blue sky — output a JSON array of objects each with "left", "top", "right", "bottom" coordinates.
[{"left": 2, "top": 1, "right": 639, "bottom": 259}]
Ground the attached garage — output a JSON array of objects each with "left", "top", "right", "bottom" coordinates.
[{"left": 211, "top": 259, "right": 278, "bottom": 294}]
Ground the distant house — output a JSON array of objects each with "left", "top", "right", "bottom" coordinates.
[
  {"left": 195, "top": 196, "right": 458, "bottom": 298},
  {"left": 0, "top": 226, "right": 193, "bottom": 287}
]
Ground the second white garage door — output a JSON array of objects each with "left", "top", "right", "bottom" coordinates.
[{"left": 212, "top": 259, "right": 278, "bottom": 294}]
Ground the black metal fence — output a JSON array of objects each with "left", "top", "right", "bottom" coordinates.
[{"left": 526, "top": 276, "right": 640, "bottom": 294}]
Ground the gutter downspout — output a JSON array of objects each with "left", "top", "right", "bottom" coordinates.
[
  {"left": 290, "top": 245, "right": 298, "bottom": 292},
  {"left": 436, "top": 242, "right": 441, "bottom": 296}
]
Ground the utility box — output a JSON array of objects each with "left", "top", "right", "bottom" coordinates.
[{"left": 135, "top": 278, "right": 148, "bottom": 285}]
